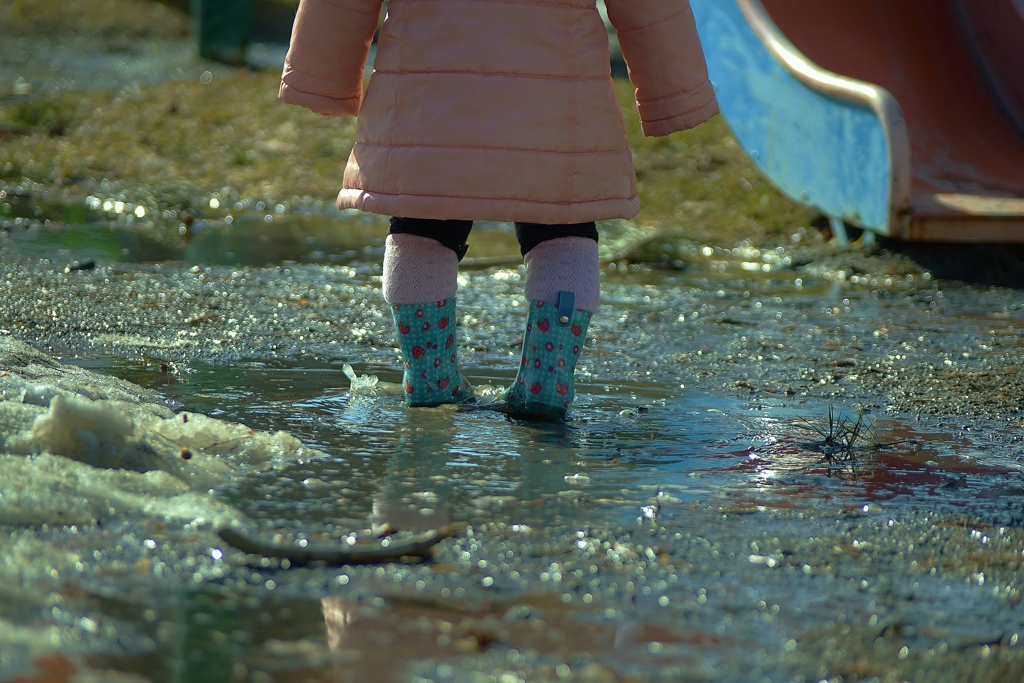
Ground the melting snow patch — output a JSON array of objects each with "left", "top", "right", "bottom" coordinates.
[
  {"left": 0, "top": 452, "right": 243, "bottom": 527},
  {"left": 0, "top": 336, "right": 325, "bottom": 527}
]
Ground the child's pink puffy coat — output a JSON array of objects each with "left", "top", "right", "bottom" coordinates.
[{"left": 281, "top": 0, "right": 719, "bottom": 225}]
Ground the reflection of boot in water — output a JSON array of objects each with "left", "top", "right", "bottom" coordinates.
[
  {"left": 322, "top": 597, "right": 350, "bottom": 653},
  {"left": 325, "top": 423, "right": 451, "bottom": 682},
  {"left": 372, "top": 424, "right": 451, "bottom": 534},
  {"left": 509, "top": 423, "right": 585, "bottom": 526},
  {"left": 372, "top": 493, "right": 449, "bottom": 534}
]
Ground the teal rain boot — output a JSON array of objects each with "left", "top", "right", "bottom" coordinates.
[
  {"left": 391, "top": 297, "right": 473, "bottom": 406},
  {"left": 504, "top": 291, "right": 592, "bottom": 420}
]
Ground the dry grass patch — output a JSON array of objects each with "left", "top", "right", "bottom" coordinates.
[{"left": 0, "top": 0, "right": 189, "bottom": 38}]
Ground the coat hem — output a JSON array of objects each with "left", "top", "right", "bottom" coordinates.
[{"left": 337, "top": 190, "right": 641, "bottom": 224}]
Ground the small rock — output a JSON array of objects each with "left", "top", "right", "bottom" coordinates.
[{"left": 64, "top": 260, "right": 96, "bottom": 273}]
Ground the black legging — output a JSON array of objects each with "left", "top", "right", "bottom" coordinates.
[{"left": 388, "top": 217, "right": 599, "bottom": 261}]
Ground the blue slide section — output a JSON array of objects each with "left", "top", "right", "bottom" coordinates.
[{"left": 690, "top": 0, "right": 893, "bottom": 234}]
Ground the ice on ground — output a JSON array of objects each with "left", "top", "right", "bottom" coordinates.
[
  {"left": 0, "top": 336, "right": 328, "bottom": 676},
  {"left": 4, "top": 393, "right": 212, "bottom": 476},
  {"left": 0, "top": 452, "right": 244, "bottom": 527},
  {"left": 0, "top": 337, "right": 176, "bottom": 413},
  {"left": 0, "top": 335, "right": 327, "bottom": 528}
]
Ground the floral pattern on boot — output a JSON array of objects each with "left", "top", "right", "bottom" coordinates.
[
  {"left": 391, "top": 297, "right": 473, "bottom": 406},
  {"left": 504, "top": 294, "right": 592, "bottom": 420}
]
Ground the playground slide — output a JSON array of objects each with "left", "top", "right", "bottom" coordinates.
[{"left": 690, "top": 0, "right": 1024, "bottom": 242}]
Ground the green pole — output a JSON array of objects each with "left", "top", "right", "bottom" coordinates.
[{"left": 191, "top": 0, "right": 253, "bottom": 65}]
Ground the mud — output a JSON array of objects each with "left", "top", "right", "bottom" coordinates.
[{"left": 0, "top": 213, "right": 1023, "bottom": 682}]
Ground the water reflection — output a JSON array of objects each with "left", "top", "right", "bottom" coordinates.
[
  {"left": 1, "top": 212, "right": 390, "bottom": 267},
  {"left": 372, "top": 425, "right": 453, "bottom": 534},
  {"left": 66, "top": 352, "right": 1022, "bottom": 535}
]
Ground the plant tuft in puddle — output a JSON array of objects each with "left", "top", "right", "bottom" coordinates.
[{"left": 798, "top": 404, "right": 874, "bottom": 468}]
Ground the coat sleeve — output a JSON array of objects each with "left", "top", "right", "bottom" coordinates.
[
  {"left": 279, "top": 0, "right": 386, "bottom": 116},
  {"left": 605, "top": 0, "right": 720, "bottom": 137}
]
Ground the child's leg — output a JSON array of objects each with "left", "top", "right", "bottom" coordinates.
[
  {"left": 383, "top": 218, "right": 471, "bottom": 303},
  {"left": 383, "top": 218, "right": 474, "bottom": 406},
  {"left": 520, "top": 235, "right": 600, "bottom": 312},
  {"left": 505, "top": 223, "right": 599, "bottom": 419}
]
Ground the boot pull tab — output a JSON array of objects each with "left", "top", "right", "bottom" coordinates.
[{"left": 556, "top": 291, "right": 575, "bottom": 327}]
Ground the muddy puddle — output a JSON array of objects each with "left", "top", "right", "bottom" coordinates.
[
  {"left": 69, "top": 356, "right": 1024, "bottom": 531},
  {"left": 1, "top": 201, "right": 1023, "bottom": 682}
]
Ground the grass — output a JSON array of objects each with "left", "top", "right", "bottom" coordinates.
[
  {"left": 0, "top": 0, "right": 188, "bottom": 38},
  {"left": 0, "top": 0, "right": 818, "bottom": 247},
  {"left": 1, "top": 69, "right": 357, "bottom": 204},
  {"left": 798, "top": 404, "right": 874, "bottom": 467}
]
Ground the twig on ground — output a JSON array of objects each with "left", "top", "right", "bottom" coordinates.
[{"left": 217, "top": 523, "right": 466, "bottom": 565}]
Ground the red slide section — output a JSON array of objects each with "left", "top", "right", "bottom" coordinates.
[{"left": 761, "top": 0, "right": 1024, "bottom": 240}]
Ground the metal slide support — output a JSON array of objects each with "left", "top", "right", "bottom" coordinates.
[{"left": 829, "top": 215, "right": 849, "bottom": 246}]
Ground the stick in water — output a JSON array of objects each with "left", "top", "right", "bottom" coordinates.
[{"left": 217, "top": 524, "right": 466, "bottom": 565}]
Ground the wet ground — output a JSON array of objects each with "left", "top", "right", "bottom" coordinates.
[
  {"left": 1, "top": 201, "right": 1023, "bottom": 682},
  {"left": 3, "top": 2, "right": 1024, "bottom": 679}
]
